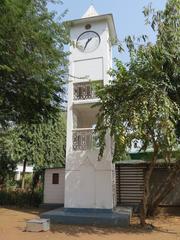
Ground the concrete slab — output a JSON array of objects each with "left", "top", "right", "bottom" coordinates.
[
  {"left": 26, "top": 218, "right": 50, "bottom": 232},
  {"left": 41, "top": 208, "right": 131, "bottom": 227},
  {"left": 115, "top": 207, "right": 133, "bottom": 217}
]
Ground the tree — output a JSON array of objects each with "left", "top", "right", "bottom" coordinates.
[
  {"left": 8, "top": 113, "right": 66, "bottom": 189},
  {"left": 143, "top": 0, "right": 180, "bottom": 137},
  {"left": 0, "top": 0, "right": 69, "bottom": 126},
  {"left": 95, "top": 0, "right": 180, "bottom": 226},
  {"left": 0, "top": 130, "right": 17, "bottom": 187}
]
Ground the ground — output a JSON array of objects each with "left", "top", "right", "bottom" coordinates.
[{"left": 0, "top": 207, "right": 180, "bottom": 240}]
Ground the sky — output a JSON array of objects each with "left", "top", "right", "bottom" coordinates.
[{"left": 48, "top": 0, "right": 167, "bottom": 63}]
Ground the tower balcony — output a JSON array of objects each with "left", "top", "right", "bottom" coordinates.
[
  {"left": 73, "top": 82, "right": 102, "bottom": 101},
  {"left": 73, "top": 128, "right": 98, "bottom": 151}
]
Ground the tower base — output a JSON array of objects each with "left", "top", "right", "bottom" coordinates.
[{"left": 40, "top": 207, "right": 132, "bottom": 227}]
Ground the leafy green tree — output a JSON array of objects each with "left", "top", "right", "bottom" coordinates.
[
  {"left": 8, "top": 113, "right": 66, "bottom": 189},
  {"left": 0, "top": 130, "right": 17, "bottom": 187},
  {"left": 143, "top": 0, "right": 180, "bottom": 137},
  {"left": 0, "top": 0, "right": 69, "bottom": 126},
  {"left": 95, "top": 0, "right": 180, "bottom": 225}
]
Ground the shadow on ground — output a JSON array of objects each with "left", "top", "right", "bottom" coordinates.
[
  {"left": 1, "top": 206, "right": 179, "bottom": 237},
  {"left": 0, "top": 206, "right": 43, "bottom": 215},
  {"left": 50, "top": 223, "right": 179, "bottom": 237}
]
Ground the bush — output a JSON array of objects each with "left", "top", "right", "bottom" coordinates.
[
  {"left": 16, "top": 173, "right": 33, "bottom": 190},
  {"left": 4, "top": 179, "right": 18, "bottom": 191},
  {"left": 0, "top": 189, "right": 43, "bottom": 207}
]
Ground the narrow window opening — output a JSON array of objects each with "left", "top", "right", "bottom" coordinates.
[{"left": 52, "top": 173, "right": 59, "bottom": 184}]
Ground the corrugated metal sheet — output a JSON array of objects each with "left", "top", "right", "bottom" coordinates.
[{"left": 116, "top": 165, "right": 145, "bottom": 205}]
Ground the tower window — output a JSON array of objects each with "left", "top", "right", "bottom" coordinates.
[{"left": 52, "top": 173, "right": 59, "bottom": 184}]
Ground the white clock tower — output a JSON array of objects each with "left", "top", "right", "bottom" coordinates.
[{"left": 65, "top": 5, "right": 117, "bottom": 211}]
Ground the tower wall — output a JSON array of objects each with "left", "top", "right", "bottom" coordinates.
[{"left": 65, "top": 14, "right": 115, "bottom": 210}]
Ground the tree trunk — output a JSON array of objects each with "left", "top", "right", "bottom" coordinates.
[
  {"left": 0, "top": 177, "right": 5, "bottom": 190},
  {"left": 21, "top": 159, "right": 27, "bottom": 189},
  {"left": 140, "top": 143, "right": 158, "bottom": 226},
  {"left": 140, "top": 162, "right": 155, "bottom": 225}
]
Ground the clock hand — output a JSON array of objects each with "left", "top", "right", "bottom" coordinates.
[{"left": 84, "top": 37, "right": 92, "bottom": 50}]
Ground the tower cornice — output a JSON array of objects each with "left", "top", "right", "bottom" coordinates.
[{"left": 68, "top": 14, "right": 117, "bottom": 45}]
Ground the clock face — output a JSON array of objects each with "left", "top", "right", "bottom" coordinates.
[{"left": 76, "top": 31, "right": 100, "bottom": 53}]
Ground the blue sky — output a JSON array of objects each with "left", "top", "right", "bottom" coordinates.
[{"left": 48, "top": 0, "right": 167, "bottom": 62}]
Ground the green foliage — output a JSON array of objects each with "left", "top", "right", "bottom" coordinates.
[
  {"left": 0, "top": 189, "right": 42, "bottom": 207},
  {"left": 16, "top": 173, "right": 33, "bottom": 190},
  {"left": 0, "top": 130, "right": 17, "bottom": 185},
  {"left": 96, "top": 0, "right": 180, "bottom": 162},
  {"left": 96, "top": 60, "right": 180, "bottom": 162},
  {"left": 8, "top": 112, "right": 66, "bottom": 169},
  {"left": 0, "top": 0, "right": 70, "bottom": 126},
  {"left": 3, "top": 179, "right": 18, "bottom": 191},
  {"left": 95, "top": 0, "right": 180, "bottom": 224}
]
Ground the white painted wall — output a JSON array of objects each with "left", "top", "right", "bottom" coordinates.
[
  {"left": 43, "top": 168, "right": 65, "bottom": 204},
  {"left": 69, "top": 20, "right": 112, "bottom": 85},
  {"left": 74, "top": 57, "right": 103, "bottom": 81},
  {"left": 65, "top": 12, "right": 116, "bottom": 210},
  {"left": 65, "top": 146, "right": 114, "bottom": 209}
]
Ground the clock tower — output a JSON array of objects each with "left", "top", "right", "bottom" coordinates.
[{"left": 65, "top": 5, "right": 117, "bottom": 211}]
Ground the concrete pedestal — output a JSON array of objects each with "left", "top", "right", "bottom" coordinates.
[
  {"left": 26, "top": 219, "right": 50, "bottom": 232},
  {"left": 41, "top": 207, "right": 132, "bottom": 227}
]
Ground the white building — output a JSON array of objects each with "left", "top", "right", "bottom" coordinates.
[
  {"left": 43, "top": 168, "right": 65, "bottom": 205},
  {"left": 15, "top": 164, "right": 33, "bottom": 180}
]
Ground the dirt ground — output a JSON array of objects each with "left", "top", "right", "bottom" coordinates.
[{"left": 0, "top": 207, "right": 180, "bottom": 240}]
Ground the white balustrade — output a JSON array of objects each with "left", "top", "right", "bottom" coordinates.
[
  {"left": 73, "top": 83, "right": 98, "bottom": 100},
  {"left": 73, "top": 128, "right": 98, "bottom": 151}
]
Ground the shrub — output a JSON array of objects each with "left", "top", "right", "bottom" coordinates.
[
  {"left": 4, "top": 179, "right": 18, "bottom": 191},
  {"left": 0, "top": 189, "right": 43, "bottom": 207},
  {"left": 16, "top": 173, "right": 33, "bottom": 190}
]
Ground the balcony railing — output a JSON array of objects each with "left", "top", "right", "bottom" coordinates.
[
  {"left": 73, "top": 128, "right": 98, "bottom": 151},
  {"left": 73, "top": 83, "right": 98, "bottom": 100}
]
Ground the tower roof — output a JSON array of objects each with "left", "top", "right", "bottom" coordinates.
[{"left": 82, "top": 5, "right": 99, "bottom": 18}]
